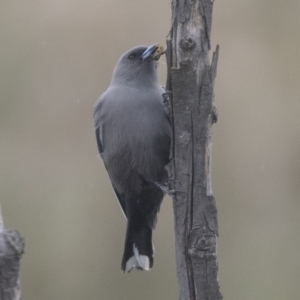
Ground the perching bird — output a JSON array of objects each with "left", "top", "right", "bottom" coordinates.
[{"left": 94, "top": 45, "right": 171, "bottom": 273}]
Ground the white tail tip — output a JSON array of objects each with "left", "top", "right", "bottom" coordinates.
[{"left": 124, "top": 244, "right": 151, "bottom": 273}]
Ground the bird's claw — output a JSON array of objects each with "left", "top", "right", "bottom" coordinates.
[{"left": 154, "top": 182, "right": 176, "bottom": 196}]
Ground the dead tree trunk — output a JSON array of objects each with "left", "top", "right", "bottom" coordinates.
[
  {"left": 166, "top": 0, "right": 222, "bottom": 299},
  {"left": 0, "top": 206, "right": 24, "bottom": 300}
]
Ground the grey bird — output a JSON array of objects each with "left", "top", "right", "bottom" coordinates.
[{"left": 94, "top": 45, "right": 171, "bottom": 273}]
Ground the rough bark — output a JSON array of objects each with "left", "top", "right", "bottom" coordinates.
[
  {"left": 166, "top": 0, "right": 222, "bottom": 299},
  {"left": 0, "top": 206, "right": 24, "bottom": 300}
]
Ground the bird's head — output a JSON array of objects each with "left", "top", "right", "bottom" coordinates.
[{"left": 110, "top": 44, "right": 165, "bottom": 87}]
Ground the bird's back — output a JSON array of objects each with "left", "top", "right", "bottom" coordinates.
[{"left": 94, "top": 84, "right": 170, "bottom": 194}]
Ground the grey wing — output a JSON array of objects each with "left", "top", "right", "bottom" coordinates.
[{"left": 94, "top": 110, "right": 128, "bottom": 218}]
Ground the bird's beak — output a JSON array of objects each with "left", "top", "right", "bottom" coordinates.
[{"left": 141, "top": 44, "right": 158, "bottom": 61}]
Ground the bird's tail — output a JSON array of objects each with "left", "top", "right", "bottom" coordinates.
[
  {"left": 121, "top": 183, "right": 164, "bottom": 273},
  {"left": 121, "top": 220, "right": 154, "bottom": 273}
]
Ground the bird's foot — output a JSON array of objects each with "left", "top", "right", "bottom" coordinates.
[
  {"left": 154, "top": 182, "right": 175, "bottom": 195},
  {"left": 162, "top": 90, "right": 171, "bottom": 117}
]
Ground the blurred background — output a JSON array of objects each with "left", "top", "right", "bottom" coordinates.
[{"left": 1, "top": 0, "right": 299, "bottom": 299}]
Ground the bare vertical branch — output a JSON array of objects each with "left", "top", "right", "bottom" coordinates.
[
  {"left": 166, "top": 0, "right": 222, "bottom": 299},
  {"left": 0, "top": 205, "right": 24, "bottom": 300}
]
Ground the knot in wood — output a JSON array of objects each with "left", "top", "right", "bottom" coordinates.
[
  {"left": 179, "top": 36, "right": 195, "bottom": 50},
  {"left": 194, "top": 234, "right": 215, "bottom": 252},
  {"left": 6, "top": 230, "right": 25, "bottom": 255},
  {"left": 188, "top": 227, "right": 216, "bottom": 257},
  {"left": 188, "top": 234, "right": 216, "bottom": 258},
  {"left": 179, "top": 131, "right": 191, "bottom": 145}
]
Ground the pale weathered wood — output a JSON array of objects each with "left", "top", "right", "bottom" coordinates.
[
  {"left": 166, "top": 0, "right": 222, "bottom": 299},
  {"left": 0, "top": 206, "right": 24, "bottom": 300}
]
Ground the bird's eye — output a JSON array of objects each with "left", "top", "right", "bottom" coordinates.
[{"left": 128, "top": 54, "right": 136, "bottom": 60}]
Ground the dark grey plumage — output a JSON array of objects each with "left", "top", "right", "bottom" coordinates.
[{"left": 94, "top": 45, "right": 171, "bottom": 273}]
